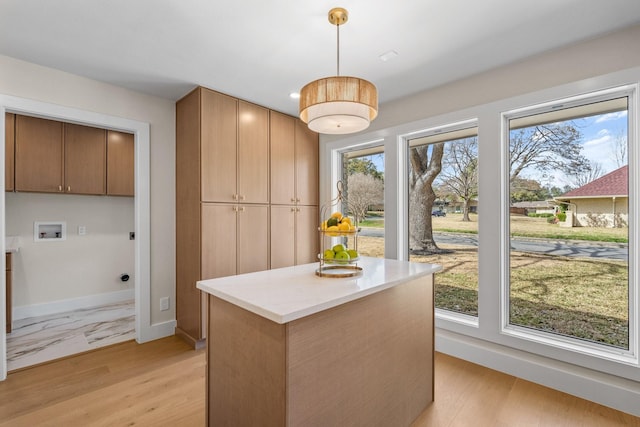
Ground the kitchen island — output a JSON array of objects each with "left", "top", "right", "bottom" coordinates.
[{"left": 196, "top": 257, "right": 441, "bottom": 427}]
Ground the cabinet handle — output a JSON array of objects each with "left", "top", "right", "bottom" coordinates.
[
  {"left": 291, "top": 197, "right": 296, "bottom": 202},
  {"left": 233, "top": 206, "right": 238, "bottom": 212},
  {"left": 296, "top": 198, "right": 300, "bottom": 203},
  {"left": 239, "top": 207, "right": 245, "bottom": 212},
  {"left": 67, "top": 186, "right": 71, "bottom": 192},
  {"left": 240, "top": 195, "right": 245, "bottom": 201},
  {"left": 233, "top": 194, "right": 238, "bottom": 201},
  {"left": 58, "top": 185, "right": 62, "bottom": 192},
  {"left": 296, "top": 208, "right": 301, "bottom": 212},
  {"left": 290, "top": 207, "right": 296, "bottom": 212}
]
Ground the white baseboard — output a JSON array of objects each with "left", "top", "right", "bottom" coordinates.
[
  {"left": 137, "top": 319, "right": 177, "bottom": 344},
  {"left": 13, "top": 288, "right": 135, "bottom": 320},
  {"left": 436, "top": 329, "right": 640, "bottom": 418}
]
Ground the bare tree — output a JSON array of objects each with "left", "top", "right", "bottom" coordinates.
[
  {"left": 438, "top": 137, "right": 478, "bottom": 221},
  {"left": 409, "top": 143, "right": 445, "bottom": 254},
  {"left": 510, "top": 123, "right": 589, "bottom": 183},
  {"left": 570, "top": 161, "right": 604, "bottom": 188},
  {"left": 610, "top": 130, "right": 628, "bottom": 168},
  {"left": 346, "top": 172, "right": 383, "bottom": 224}
]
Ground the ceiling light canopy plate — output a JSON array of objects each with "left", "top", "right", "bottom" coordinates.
[{"left": 328, "top": 7, "right": 348, "bottom": 26}]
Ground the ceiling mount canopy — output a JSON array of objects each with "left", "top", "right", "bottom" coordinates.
[{"left": 299, "top": 7, "right": 378, "bottom": 135}]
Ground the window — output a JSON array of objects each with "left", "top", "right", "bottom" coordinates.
[
  {"left": 408, "top": 124, "right": 479, "bottom": 317},
  {"left": 342, "top": 146, "right": 385, "bottom": 258},
  {"left": 505, "top": 92, "right": 632, "bottom": 352}
]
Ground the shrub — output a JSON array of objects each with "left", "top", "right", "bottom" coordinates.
[
  {"left": 556, "top": 212, "right": 566, "bottom": 222},
  {"left": 528, "top": 213, "right": 554, "bottom": 218}
]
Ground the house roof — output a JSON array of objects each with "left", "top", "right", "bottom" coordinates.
[{"left": 557, "top": 165, "right": 628, "bottom": 199}]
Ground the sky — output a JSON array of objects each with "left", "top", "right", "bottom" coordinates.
[
  {"left": 526, "top": 110, "right": 628, "bottom": 188},
  {"left": 352, "top": 109, "right": 629, "bottom": 190}
]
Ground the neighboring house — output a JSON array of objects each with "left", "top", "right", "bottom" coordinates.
[
  {"left": 554, "top": 165, "right": 628, "bottom": 228},
  {"left": 510, "top": 200, "right": 556, "bottom": 216}
]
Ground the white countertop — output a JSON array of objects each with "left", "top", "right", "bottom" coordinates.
[{"left": 197, "top": 257, "right": 442, "bottom": 324}]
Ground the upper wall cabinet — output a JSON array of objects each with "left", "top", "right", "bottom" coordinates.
[
  {"left": 107, "top": 130, "right": 135, "bottom": 196},
  {"left": 15, "top": 115, "right": 64, "bottom": 193},
  {"left": 201, "top": 89, "right": 269, "bottom": 204},
  {"left": 5, "top": 113, "right": 14, "bottom": 192},
  {"left": 64, "top": 123, "right": 106, "bottom": 195},
  {"left": 13, "top": 114, "right": 134, "bottom": 196},
  {"left": 270, "top": 111, "right": 319, "bottom": 206},
  {"left": 294, "top": 119, "right": 319, "bottom": 206}
]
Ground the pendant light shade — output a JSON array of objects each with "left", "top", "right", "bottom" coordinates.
[{"left": 299, "top": 8, "right": 378, "bottom": 135}]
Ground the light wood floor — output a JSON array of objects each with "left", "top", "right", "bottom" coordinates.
[{"left": 0, "top": 336, "right": 638, "bottom": 426}]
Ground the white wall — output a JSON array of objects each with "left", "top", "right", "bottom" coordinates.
[
  {"left": 0, "top": 54, "right": 176, "bottom": 325},
  {"left": 6, "top": 192, "right": 134, "bottom": 308}
]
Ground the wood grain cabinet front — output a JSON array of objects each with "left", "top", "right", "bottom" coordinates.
[
  {"left": 15, "top": 115, "right": 64, "bottom": 193},
  {"left": 107, "top": 130, "right": 135, "bottom": 196},
  {"left": 64, "top": 123, "right": 106, "bottom": 195},
  {"left": 5, "top": 113, "right": 15, "bottom": 192},
  {"left": 14, "top": 115, "right": 133, "bottom": 197},
  {"left": 200, "top": 89, "right": 269, "bottom": 204}
]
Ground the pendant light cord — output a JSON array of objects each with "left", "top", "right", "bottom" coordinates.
[{"left": 336, "top": 22, "right": 340, "bottom": 76}]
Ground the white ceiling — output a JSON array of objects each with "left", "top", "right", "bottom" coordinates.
[{"left": 1, "top": 0, "right": 640, "bottom": 117}]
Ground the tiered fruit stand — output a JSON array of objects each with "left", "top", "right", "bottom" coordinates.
[{"left": 316, "top": 181, "right": 363, "bottom": 278}]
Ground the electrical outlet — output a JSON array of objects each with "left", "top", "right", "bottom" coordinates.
[
  {"left": 78, "top": 225, "right": 86, "bottom": 236},
  {"left": 160, "top": 296, "right": 170, "bottom": 311}
]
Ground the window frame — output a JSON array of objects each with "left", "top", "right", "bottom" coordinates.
[
  {"left": 320, "top": 69, "right": 640, "bottom": 382},
  {"left": 500, "top": 85, "right": 639, "bottom": 365},
  {"left": 405, "top": 119, "right": 480, "bottom": 324}
]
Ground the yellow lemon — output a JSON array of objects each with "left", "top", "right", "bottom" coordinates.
[
  {"left": 341, "top": 217, "right": 352, "bottom": 226},
  {"left": 326, "top": 225, "right": 339, "bottom": 232},
  {"left": 338, "top": 222, "right": 351, "bottom": 232},
  {"left": 330, "top": 211, "right": 343, "bottom": 220},
  {"left": 320, "top": 220, "right": 327, "bottom": 230}
]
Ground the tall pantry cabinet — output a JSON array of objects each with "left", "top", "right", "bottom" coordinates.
[{"left": 176, "top": 87, "right": 319, "bottom": 347}]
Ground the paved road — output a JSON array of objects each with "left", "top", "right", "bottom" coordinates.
[{"left": 358, "top": 227, "right": 628, "bottom": 261}]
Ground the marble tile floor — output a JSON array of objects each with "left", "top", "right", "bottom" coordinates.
[{"left": 7, "top": 300, "right": 135, "bottom": 371}]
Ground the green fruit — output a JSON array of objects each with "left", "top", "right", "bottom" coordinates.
[
  {"left": 327, "top": 217, "right": 339, "bottom": 227},
  {"left": 334, "top": 251, "right": 351, "bottom": 263},
  {"left": 332, "top": 244, "right": 346, "bottom": 253},
  {"left": 347, "top": 249, "right": 358, "bottom": 259},
  {"left": 323, "top": 249, "right": 335, "bottom": 260}
]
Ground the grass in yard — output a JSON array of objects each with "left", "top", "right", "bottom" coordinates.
[
  {"left": 358, "top": 235, "right": 629, "bottom": 349},
  {"left": 431, "top": 213, "right": 628, "bottom": 243}
]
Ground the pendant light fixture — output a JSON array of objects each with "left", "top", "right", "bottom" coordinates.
[{"left": 299, "top": 8, "right": 378, "bottom": 135}]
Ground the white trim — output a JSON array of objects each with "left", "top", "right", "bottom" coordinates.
[
  {"left": 13, "top": 289, "right": 134, "bottom": 320},
  {"left": 0, "top": 94, "right": 155, "bottom": 381},
  {"left": 501, "top": 84, "right": 638, "bottom": 365}
]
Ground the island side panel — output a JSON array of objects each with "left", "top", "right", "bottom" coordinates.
[
  {"left": 286, "top": 276, "right": 434, "bottom": 427},
  {"left": 208, "top": 296, "right": 287, "bottom": 427}
]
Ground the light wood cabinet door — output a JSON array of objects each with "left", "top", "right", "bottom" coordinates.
[
  {"left": 295, "top": 120, "right": 319, "bottom": 206},
  {"left": 201, "top": 204, "right": 237, "bottom": 279},
  {"left": 201, "top": 89, "right": 238, "bottom": 203},
  {"left": 5, "top": 113, "right": 14, "bottom": 192},
  {"left": 64, "top": 123, "right": 106, "bottom": 195},
  {"left": 238, "top": 101, "right": 269, "bottom": 204},
  {"left": 296, "top": 206, "right": 319, "bottom": 265},
  {"left": 237, "top": 204, "right": 269, "bottom": 274},
  {"left": 270, "top": 205, "right": 296, "bottom": 269},
  {"left": 270, "top": 111, "right": 296, "bottom": 205},
  {"left": 107, "top": 130, "right": 134, "bottom": 196},
  {"left": 15, "top": 115, "right": 63, "bottom": 193}
]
